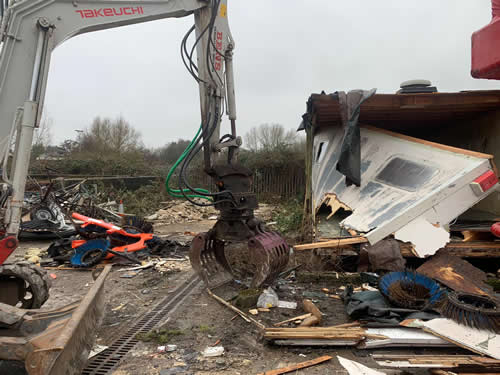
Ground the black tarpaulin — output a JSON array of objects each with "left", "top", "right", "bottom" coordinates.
[{"left": 336, "top": 88, "right": 376, "bottom": 186}]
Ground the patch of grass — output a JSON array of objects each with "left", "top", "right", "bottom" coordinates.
[
  {"left": 486, "top": 278, "right": 500, "bottom": 291},
  {"left": 136, "top": 328, "right": 184, "bottom": 344},
  {"left": 197, "top": 325, "right": 215, "bottom": 334},
  {"left": 272, "top": 199, "right": 303, "bottom": 234}
]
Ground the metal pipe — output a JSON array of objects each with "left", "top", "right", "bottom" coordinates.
[
  {"left": 29, "top": 30, "right": 45, "bottom": 101},
  {"left": 225, "top": 46, "right": 237, "bottom": 136}
]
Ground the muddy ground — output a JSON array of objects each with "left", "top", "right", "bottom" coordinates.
[{"left": 3, "top": 218, "right": 465, "bottom": 375}]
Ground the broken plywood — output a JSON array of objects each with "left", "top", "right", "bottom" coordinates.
[
  {"left": 311, "top": 125, "right": 498, "bottom": 254},
  {"left": 399, "top": 241, "right": 500, "bottom": 258},
  {"left": 321, "top": 193, "right": 351, "bottom": 219},
  {"left": 416, "top": 253, "right": 493, "bottom": 296}
]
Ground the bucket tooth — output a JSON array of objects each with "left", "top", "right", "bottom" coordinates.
[
  {"left": 189, "top": 233, "right": 233, "bottom": 289},
  {"left": 190, "top": 228, "right": 289, "bottom": 289}
]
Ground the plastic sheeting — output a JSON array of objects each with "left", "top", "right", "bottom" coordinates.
[
  {"left": 336, "top": 89, "right": 376, "bottom": 186},
  {"left": 343, "top": 287, "right": 440, "bottom": 326}
]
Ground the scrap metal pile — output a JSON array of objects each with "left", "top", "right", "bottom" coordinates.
[
  {"left": 42, "top": 213, "right": 181, "bottom": 268},
  {"left": 18, "top": 179, "right": 122, "bottom": 239}
]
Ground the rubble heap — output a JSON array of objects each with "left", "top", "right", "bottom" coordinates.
[
  {"left": 148, "top": 200, "right": 275, "bottom": 224},
  {"left": 148, "top": 199, "right": 218, "bottom": 224}
]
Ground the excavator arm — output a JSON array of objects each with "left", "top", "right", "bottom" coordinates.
[{"left": 0, "top": 1, "right": 288, "bottom": 374}]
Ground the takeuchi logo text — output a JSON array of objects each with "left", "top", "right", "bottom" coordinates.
[{"left": 75, "top": 7, "right": 144, "bottom": 18}]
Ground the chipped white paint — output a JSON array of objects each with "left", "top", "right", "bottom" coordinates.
[
  {"left": 312, "top": 126, "right": 498, "bottom": 253},
  {"left": 375, "top": 357, "right": 443, "bottom": 368},
  {"left": 373, "top": 359, "right": 443, "bottom": 368},
  {"left": 360, "top": 327, "right": 453, "bottom": 348},
  {"left": 394, "top": 217, "right": 450, "bottom": 257},
  {"left": 337, "top": 356, "right": 386, "bottom": 375},
  {"left": 421, "top": 318, "right": 500, "bottom": 360}
]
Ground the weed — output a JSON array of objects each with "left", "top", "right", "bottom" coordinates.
[
  {"left": 272, "top": 199, "right": 303, "bottom": 234},
  {"left": 197, "top": 325, "right": 215, "bottom": 334},
  {"left": 135, "top": 328, "right": 184, "bottom": 344}
]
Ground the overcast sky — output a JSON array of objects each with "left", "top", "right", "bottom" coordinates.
[{"left": 44, "top": 0, "right": 499, "bottom": 148}]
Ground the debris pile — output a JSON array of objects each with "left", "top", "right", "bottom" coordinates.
[
  {"left": 148, "top": 201, "right": 275, "bottom": 224},
  {"left": 203, "top": 244, "right": 500, "bottom": 374},
  {"left": 147, "top": 199, "right": 217, "bottom": 224}
]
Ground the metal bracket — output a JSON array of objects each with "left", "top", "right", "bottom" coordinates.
[{"left": 214, "top": 136, "right": 242, "bottom": 152}]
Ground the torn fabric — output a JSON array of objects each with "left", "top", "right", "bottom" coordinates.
[
  {"left": 336, "top": 88, "right": 376, "bottom": 186},
  {"left": 342, "top": 287, "right": 440, "bottom": 326},
  {"left": 359, "top": 238, "right": 406, "bottom": 272}
]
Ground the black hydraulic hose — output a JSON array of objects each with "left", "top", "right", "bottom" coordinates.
[{"left": 180, "top": 25, "right": 200, "bottom": 82}]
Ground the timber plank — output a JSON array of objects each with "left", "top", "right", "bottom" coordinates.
[{"left": 257, "top": 355, "right": 332, "bottom": 375}]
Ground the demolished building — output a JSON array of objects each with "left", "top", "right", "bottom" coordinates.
[{"left": 300, "top": 88, "right": 500, "bottom": 257}]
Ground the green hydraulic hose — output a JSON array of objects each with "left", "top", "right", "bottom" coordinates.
[{"left": 165, "top": 124, "right": 212, "bottom": 201}]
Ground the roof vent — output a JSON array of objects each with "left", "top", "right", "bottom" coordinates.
[{"left": 397, "top": 79, "right": 437, "bottom": 94}]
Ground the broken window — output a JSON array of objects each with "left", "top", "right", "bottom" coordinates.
[
  {"left": 315, "top": 141, "right": 328, "bottom": 163},
  {"left": 375, "top": 157, "right": 438, "bottom": 191}
]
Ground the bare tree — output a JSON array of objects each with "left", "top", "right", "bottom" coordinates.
[
  {"left": 245, "top": 123, "right": 297, "bottom": 152},
  {"left": 109, "top": 116, "right": 142, "bottom": 152},
  {"left": 78, "top": 116, "right": 142, "bottom": 155},
  {"left": 244, "top": 126, "right": 259, "bottom": 152}
]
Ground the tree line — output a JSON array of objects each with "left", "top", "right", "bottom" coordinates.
[{"left": 30, "top": 116, "right": 305, "bottom": 176}]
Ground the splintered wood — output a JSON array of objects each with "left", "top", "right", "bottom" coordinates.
[
  {"left": 321, "top": 194, "right": 351, "bottom": 220},
  {"left": 206, "top": 289, "right": 265, "bottom": 330},
  {"left": 299, "top": 299, "right": 322, "bottom": 327},
  {"left": 264, "top": 326, "right": 387, "bottom": 347},
  {"left": 273, "top": 313, "right": 312, "bottom": 327},
  {"left": 257, "top": 355, "right": 332, "bottom": 375},
  {"left": 294, "top": 237, "right": 368, "bottom": 251}
]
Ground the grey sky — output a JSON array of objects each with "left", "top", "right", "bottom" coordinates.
[{"left": 45, "top": 0, "right": 499, "bottom": 148}]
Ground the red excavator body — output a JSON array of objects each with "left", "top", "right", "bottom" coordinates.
[{"left": 472, "top": 0, "right": 500, "bottom": 79}]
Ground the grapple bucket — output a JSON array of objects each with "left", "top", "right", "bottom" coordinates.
[
  {"left": 0, "top": 265, "right": 112, "bottom": 375},
  {"left": 247, "top": 231, "right": 289, "bottom": 288},
  {"left": 189, "top": 230, "right": 289, "bottom": 289}
]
